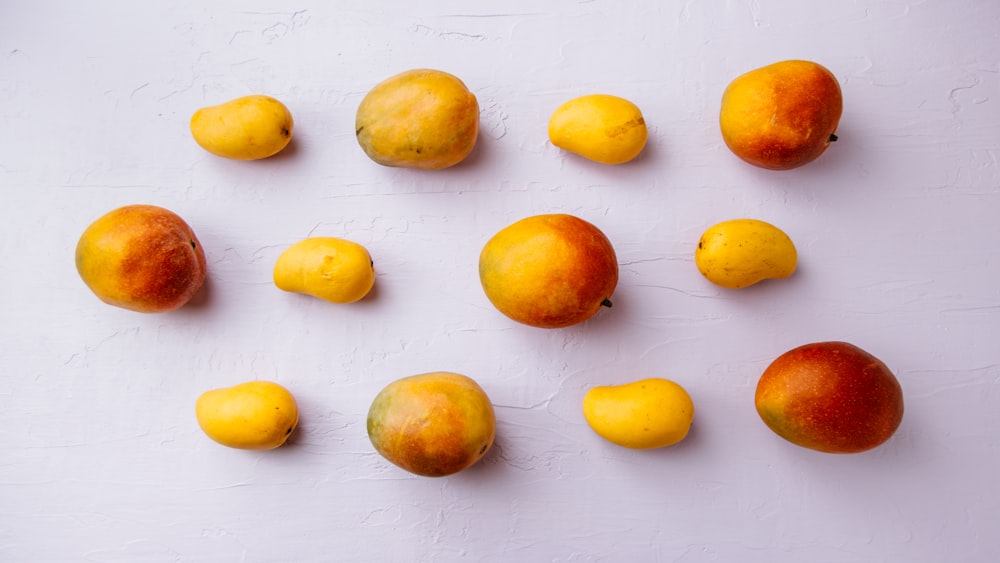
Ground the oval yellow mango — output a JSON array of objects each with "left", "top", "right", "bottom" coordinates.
[
  {"left": 190, "top": 94, "right": 294, "bottom": 160},
  {"left": 195, "top": 380, "right": 299, "bottom": 450},
  {"left": 695, "top": 219, "right": 797, "bottom": 289},
  {"left": 548, "top": 94, "right": 647, "bottom": 164},
  {"left": 273, "top": 237, "right": 375, "bottom": 304},
  {"left": 583, "top": 378, "right": 694, "bottom": 449}
]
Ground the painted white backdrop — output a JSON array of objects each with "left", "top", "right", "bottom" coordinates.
[{"left": 2, "top": 1, "right": 999, "bottom": 561}]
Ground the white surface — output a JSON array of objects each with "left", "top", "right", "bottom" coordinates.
[{"left": 2, "top": 1, "right": 999, "bottom": 561}]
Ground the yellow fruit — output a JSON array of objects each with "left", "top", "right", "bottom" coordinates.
[
  {"left": 367, "top": 372, "right": 496, "bottom": 477},
  {"left": 479, "top": 214, "right": 618, "bottom": 329},
  {"left": 720, "top": 60, "right": 842, "bottom": 170},
  {"left": 75, "top": 204, "right": 207, "bottom": 313},
  {"left": 583, "top": 378, "right": 694, "bottom": 449},
  {"left": 195, "top": 381, "right": 299, "bottom": 450},
  {"left": 548, "top": 94, "right": 647, "bottom": 164},
  {"left": 190, "top": 95, "right": 294, "bottom": 160},
  {"left": 695, "top": 219, "right": 797, "bottom": 289},
  {"left": 355, "top": 69, "right": 479, "bottom": 170},
  {"left": 273, "top": 237, "right": 375, "bottom": 304}
]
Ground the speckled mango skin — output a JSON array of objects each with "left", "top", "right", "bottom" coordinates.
[
  {"left": 583, "top": 378, "right": 694, "bottom": 449},
  {"left": 355, "top": 69, "right": 479, "bottom": 170},
  {"left": 548, "top": 94, "right": 648, "bottom": 164},
  {"left": 196, "top": 381, "right": 299, "bottom": 450},
  {"left": 720, "top": 60, "right": 842, "bottom": 170},
  {"left": 190, "top": 95, "right": 293, "bottom": 160},
  {"left": 695, "top": 218, "right": 797, "bottom": 289},
  {"left": 367, "top": 372, "right": 496, "bottom": 477},
  {"left": 75, "top": 205, "right": 207, "bottom": 313},
  {"left": 479, "top": 214, "right": 619, "bottom": 329},
  {"left": 755, "top": 341, "right": 904, "bottom": 454}
]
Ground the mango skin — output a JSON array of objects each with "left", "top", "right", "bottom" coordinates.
[
  {"left": 273, "top": 237, "right": 375, "bottom": 304},
  {"left": 195, "top": 381, "right": 299, "bottom": 450},
  {"left": 479, "top": 214, "right": 619, "bottom": 329},
  {"left": 190, "top": 95, "right": 293, "bottom": 160},
  {"left": 755, "top": 342, "right": 904, "bottom": 454},
  {"left": 75, "top": 205, "right": 207, "bottom": 313},
  {"left": 720, "top": 60, "right": 842, "bottom": 170},
  {"left": 367, "top": 372, "right": 496, "bottom": 477},
  {"left": 583, "top": 378, "right": 694, "bottom": 449},
  {"left": 695, "top": 218, "right": 797, "bottom": 289},
  {"left": 548, "top": 94, "right": 648, "bottom": 164},
  {"left": 355, "top": 69, "right": 479, "bottom": 170}
]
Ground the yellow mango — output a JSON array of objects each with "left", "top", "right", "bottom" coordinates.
[
  {"left": 190, "top": 95, "right": 293, "bottom": 160},
  {"left": 273, "top": 237, "right": 375, "bottom": 304},
  {"left": 695, "top": 219, "right": 797, "bottom": 289},
  {"left": 583, "top": 378, "right": 694, "bottom": 449},
  {"left": 548, "top": 94, "right": 647, "bottom": 164},
  {"left": 195, "top": 381, "right": 299, "bottom": 450}
]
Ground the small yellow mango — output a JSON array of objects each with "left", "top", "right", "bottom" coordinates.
[
  {"left": 695, "top": 219, "right": 797, "bottom": 289},
  {"left": 190, "top": 94, "right": 293, "bottom": 160},
  {"left": 583, "top": 378, "right": 694, "bottom": 449},
  {"left": 548, "top": 94, "right": 647, "bottom": 164},
  {"left": 195, "top": 381, "right": 299, "bottom": 450},
  {"left": 273, "top": 237, "right": 375, "bottom": 304}
]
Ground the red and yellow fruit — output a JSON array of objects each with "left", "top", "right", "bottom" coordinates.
[
  {"left": 367, "top": 372, "right": 496, "bottom": 477},
  {"left": 479, "top": 214, "right": 618, "bottom": 329},
  {"left": 720, "top": 60, "right": 842, "bottom": 170},
  {"left": 75, "top": 204, "right": 207, "bottom": 313},
  {"left": 755, "top": 341, "right": 904, "bottom": 454}
]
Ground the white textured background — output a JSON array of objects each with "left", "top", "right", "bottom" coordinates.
[{"left": 3, "top": 1, "right": 999, "bottom": 561}]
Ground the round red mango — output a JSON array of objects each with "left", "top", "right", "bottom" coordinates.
[{"left": 755, "top": 341, "right": 904, "bottom": 454}]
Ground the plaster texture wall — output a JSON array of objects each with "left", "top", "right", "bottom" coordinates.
[{"left": 2, "top": 1, "right": 999, "bottom": 561}]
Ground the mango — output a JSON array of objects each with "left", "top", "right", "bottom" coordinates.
[
  {"left": 195, "top": 381, "right": 299, "bottom": 450},
  {"left": 75, "top": 204, "right": 207, "bottom": 313},
  {"left": 190, "top": 94, "right": 293, "bottom": 160},
  {"left": 355, "top": 69, "right": 479, "bottom": 170},
  {"left": 583, "top": 378, "right": 694, "bottom": 449},
  {"left": 548, "top": 94, "right": 647, "bottom": 164},
  {"left": 479, "top": 214, "right": 618, "bottom": 329},
  {"left": 720, "top": 60, "right": 842, "bottom": 170},
  {"left": 755, "top": 341, "right": 904, "bottom": 453},
  {"left": 367, "top": 372, "right": 495, "bottom": 477},
  {"left": 273, "top": 237, "right": 375, "bottom": 304},
  {"left": 695, "top": 218, "right": 797, "bottom": 289}
]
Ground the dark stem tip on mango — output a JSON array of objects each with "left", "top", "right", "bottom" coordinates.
[
  {"left": 829, "top": 133, "right": 838, "bottom": 142},
  {"left": 601, "top": 298, "right": 613, "bottom": 308}
]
